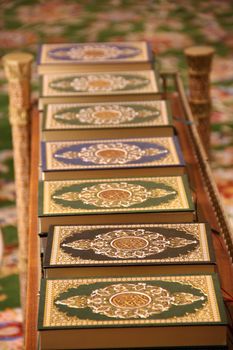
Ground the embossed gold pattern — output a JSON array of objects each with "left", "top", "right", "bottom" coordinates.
[
  {"left": 43, "top": 275, "right": 220, "bottom": 327},
  {"left": 52, "top": 182, "right": 177, "bottom": 208},
  {"left": 43, "top": 71, "right": 158, "bottom": 96},
  {"left": 50, "top": 224, "right": 210, "bottom": 265},
  {"left": 47, "top": 137, "right": 179, "bottom": 170},
  {"left": 61, "top": 228, "right": 198, "bottom": 259},
  {"left": 53, "top": 142, "right": 169, "bottom": 165},
  {"left": 44, "top": 177, "right": 189, "bottom": 214},
  {"left": 110, "top": 292, "right": 151, "bottom": 309},
  {"left": 49, "top": 45, "right": 140, "bottom": 61},
  {"left": 56, "top": 105, "right": 138, "bottom": 125},
  {"left": 55, "top": 282, "right": 206, "bottom": 319},
  {"left": 45, "top": 101, "right": 169, "bottom": 130},
  {"left": 41, "top": 42, "right": 148, "bottom": 64},
  {"left": 49, "top": 74, "right": 148, "bottom": 93}
]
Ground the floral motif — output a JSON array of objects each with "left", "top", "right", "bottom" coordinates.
[
  {"left": 69, "top": 45, "right": 120, "bottom": 60},
  {"left": 48, "top": 44, "right": 141, "bottom": 61},
  {"left": 53, "top": 141, "right": 169, "bottom": 166},
  {"left": 78, "top": 182, "right": 149, "bottom": 208},
  {"left": 70, "top": 105, "right": 137, "bottom": 125},
  {"left": 0, "top": 31, "right": 38, "bottom": 49},
  {"left": 55, "top": 282, "right": 206, "bottom": 319},
  {"left": 66, "top": 143, "right": 141, "bottom": 164},
  {"left": 71, "top": 75, "right": 128, "bottom": 92},
  {"left": 147, "top": 32, "right": 193, "bottom": 54},
  {"left": 53, "top": 181, "right": 177, "bottom": 208},
  {"left": 53, "top": 103, "right": 162, "bottom": 126},
  {"left": 62, "top": 228, "right": 198, "bottom": 259},
  {"left": 49, "top": 74, "right": 150, "bottom": 93},
  {"left": 17, "top": 1, "right": 82, "bottom": 24},
  {"left": 0, "top": 322, "right": 23, "bottom": 340}
]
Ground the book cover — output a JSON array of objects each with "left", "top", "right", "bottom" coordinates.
[
  {"left": 38, "top": 41, "right": 152, "bottom": 66},
  {"left": 39, "top": 175, "right": 193, "bottom": 216},
  {"left": 43, "top": 100, "right": 172, "bottom": 131},
  {"left": 38, "top": 274, "right": 227, "bottom": 349},
  {"left": 41, "top": 70, "right": 159, "bottom": 97},
  {"left": 44, "top": 223, "right": 215, "bottom": 277},
  {"left": 38, "top": 175, "right": 195, "bottom": 231},
  {"left": 41, "top": 136, "right": 185, "bottom": 179},
  {"left": 42, "top": 100, "right": 174, "bottom": 140}
]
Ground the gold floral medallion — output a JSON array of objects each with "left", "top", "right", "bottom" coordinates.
[
  {"left": 78, "top": 143, "right": 143, "bottom": 164},
  {"left": 52, "top": 181, "right": 177, "bottom": 208},
  {"left": 55, "top": 282, "right": 205, "bottom": 319},
  {"left": 53, "top": 142, "right": 169, "bottom": 165},
  {"left": 62, "top": 229, "right": 198, "bottom": 259},
  {"left": 54, "top": 105, "right": 138, "bottom": 125},
  {"left": 79, "top": 183, "right": 146, "bottom": 208},
  {"left": 49, "top": 73, "right": 151, "bottom": 93},
  {"left": 51, "top": 103, "right": 162, "bottom": 127},
  {"left": 67, "top": 45, "right": 122, "bottom": 60},
  {"left": 48, "top": 44, "right": 141, "bottom": 61},
  {"left": 70, "top": 75, "right": 129, "bottom": 92}
]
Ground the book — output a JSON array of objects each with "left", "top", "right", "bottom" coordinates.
[
  {"left": 44, "top": 223, "right": 216, "bottom": 278},
  {"left": 37, "top": 41, "right": 154, "bottom": 74},
  {"left": 41, "top": 136, "right": 185, "bottom": 180},
  {"left": 42, "top": 100, "right": 174, "bottom": 141},
  {"left": 39, "top": 70, "right": 161, "bottom": 109},
  {"left": 38, "top": 175, "right": 195, "bottom": 231},
  {"left": 38, "top": 274, "right": 227, "bottom": 349}
]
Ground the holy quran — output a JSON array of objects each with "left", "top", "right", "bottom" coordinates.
[
  {"left": 38, "top": 274, "right": 226, "bottom": 349},
  {"left": 37, "top": 41, "right": 153, "bottom": 74},
  {"left": 41, "top": 136, "right": 185, "bottom": 180},
  {"left": 44, "top": 223, "right": 215, "bottom": 278},
  {"left": 41, "top": 100, "right": 174, "bottom": 141},
  {"left": 38, "top": 175, "right": 195, "bottom": 231},
  {"left": 39, "top": 70, "right": 161, "bottom": 109},
  {"left": 36, "top": 40, "right": 228, "bottom": 349}
]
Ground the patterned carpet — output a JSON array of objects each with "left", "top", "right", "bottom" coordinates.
[{"left": 0, "top": 0, "right": 233, "bottom": 348}]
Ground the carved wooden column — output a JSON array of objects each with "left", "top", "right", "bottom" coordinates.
[
  {"left": 2, "top": 52, "right": 34, "bottom": 311},
  {"left": 184, "top": 46, "right": 214, "bottom": 156}
]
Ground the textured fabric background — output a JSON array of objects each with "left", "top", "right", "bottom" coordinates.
[{"left": 0, "top": 1, "right": 232, "bottom": 348}]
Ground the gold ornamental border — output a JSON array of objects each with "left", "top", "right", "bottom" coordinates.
[
  {"left": 45, "top": 137, "right": 179, "bottom": 170},
  {"left": 43, "top": 275, "right": 221, "bottom": 327},
  {"left": 45, "top": 100, "right": 170, "bottom": 130},
  {"left": 43, "top": 70, "right": 158, "bottom": 96},
  {"left": 43, "top": 176, "right": 190, "bottom": 215},
  {"left": 49, "top": 223, "right": 210, "bottom": 266},
  {"left": 40, "top": 42, "right": 149, "bottom": 65}
]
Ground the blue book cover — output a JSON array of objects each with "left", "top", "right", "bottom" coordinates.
[{"left": 41, "top": 136, "right": 184, "bottom": 172}]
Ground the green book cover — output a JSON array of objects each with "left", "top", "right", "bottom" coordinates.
[
  {"left": 38, "top": 175, "right": 194, "bottom": 217},
  {"left": 42, "top": 100, "right": 173, "bottom": 131},
  {"left": 41, "top": 70, "right": 159, "bottom": 97},
  {"left": 38, "top": 274, "right": 227, "bottom": 349}
]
